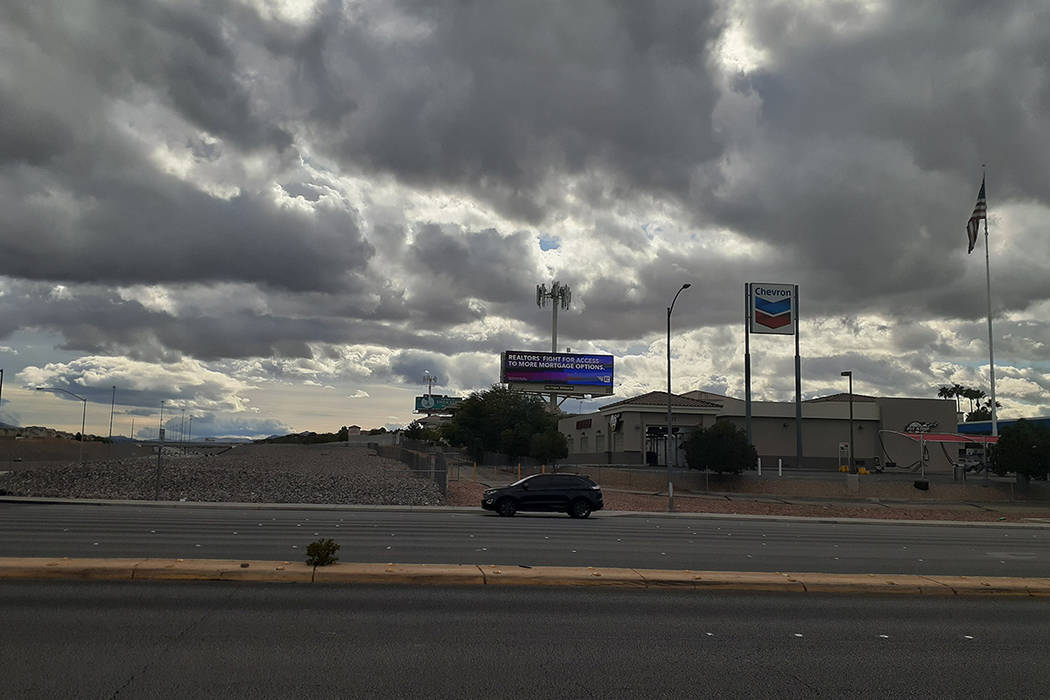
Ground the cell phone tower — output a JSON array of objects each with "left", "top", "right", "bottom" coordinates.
[
  {"left": 536, "top": 281, "right": 571, "bottom": 353},
  {"left": 536, "top": 281, "right": 571, "bottom": 407}
]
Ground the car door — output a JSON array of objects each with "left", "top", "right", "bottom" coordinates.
[
  {"left": 516, "top": 475, "right": 547, "bottom": 510},
  {"left": 522, "top": 475, "right": 559, "bottom": 511}
]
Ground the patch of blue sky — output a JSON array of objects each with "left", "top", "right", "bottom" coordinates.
[
  {"left": 640, "top": 223, "right": 661, "bottom": 240},
  {"left": 538, "top": 234, "right": 561, "bottom": 251}
]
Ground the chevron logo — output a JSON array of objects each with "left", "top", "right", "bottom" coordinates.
[{"left": 754, "top": 295, "right": 792, "bottom": 329}]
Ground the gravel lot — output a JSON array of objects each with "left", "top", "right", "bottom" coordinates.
[
  {"left": 5, "top": 439, "right": 1050, "bottom": 522},
  {"left": 0, "top": 443, "right": 444, "bottom": 505}
]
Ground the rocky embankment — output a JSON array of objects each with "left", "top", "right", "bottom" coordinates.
[{"left": 0, "top": 444, "right": 444, "bottom": 505}]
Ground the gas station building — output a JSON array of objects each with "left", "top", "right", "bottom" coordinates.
[{"left": 557, "top": 390, "right": 960, "bottom": 473}]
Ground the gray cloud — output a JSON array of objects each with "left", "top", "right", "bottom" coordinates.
[
  {"left": 290, "top": 0, "right": 725, "bottom": 221},
  {"left": 3, "top": 0, "right": 1049, "bottom": 430}
]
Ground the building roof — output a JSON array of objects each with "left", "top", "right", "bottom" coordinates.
[
  {"left": 804, "top": 392, "right": 878, "bottom": 403},
  {"left": 681, "top": 390, "right": 738, "bottom": 403},
  {"left": 600, "top": 391, "right": 722, "bottom": 411}
]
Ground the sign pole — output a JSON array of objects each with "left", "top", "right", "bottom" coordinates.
[
  {"left": 744, "top": 284, "right": 752, "bottom": 448},
  {"left": 794, "top": 284, "right": 802, "bottom": 468}
]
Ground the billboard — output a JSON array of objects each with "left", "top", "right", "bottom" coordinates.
[
  {"left": 500, "top": 351, "right": 615, "bottom": 397},
  {"left": 748, "top": 282, "right": 797, "bottom": 335},
  {"left": 414, "top": 395, "right": 464, "bottom": 413}
]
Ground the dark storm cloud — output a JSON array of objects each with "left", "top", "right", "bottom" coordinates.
[
  {"left": 0, "top": 0, "right": 371, "bottom": 293},
  {"left": 0, "top": 281, "right": 535, "bottom": 363},
  {"left": 401, "top": 224, "right": 538, "bottom": 323},
  {"left": 699, "top": 0, "right": 1050, "bottom": 320},
  {"left": 0, "top": 163, "right": 374, "bottom": 291},
  {"left": 3, "top": 1, "right": 292, "bottom": 152},
  {"left": 292, "top": 0, "right": 725, "bottom": 221},
  {"left": 3, "top": 0, "right": 1049, "bottom": 422}
]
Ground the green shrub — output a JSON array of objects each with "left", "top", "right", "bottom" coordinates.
[
  {"left": 990, "top": 419, "right": 1050, "bottom": 479},
  {"left": 305, "top": 538, "right": 340, "bottom": 567},
  {"left": 683, "top": 420, "right": 757, "bottom": 474}
]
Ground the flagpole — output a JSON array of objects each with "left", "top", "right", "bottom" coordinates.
[{"left": 982, "top": 167, "right": 998, "bottom": 437}]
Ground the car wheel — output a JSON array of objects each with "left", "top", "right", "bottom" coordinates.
[
  {"left": 568, "top": 499, "right": 592, "bottom": 519},
  {"left": 496, "top": 498, "right": 517, "bottom": 517}
]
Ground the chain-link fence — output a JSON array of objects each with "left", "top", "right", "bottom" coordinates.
[{"left": 375, "top": 443, "right": 447, "bottom": 496}]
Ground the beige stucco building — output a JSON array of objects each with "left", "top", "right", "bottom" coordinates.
[{"left": 557, "top": 390, "right": 958, "bottom": 472}]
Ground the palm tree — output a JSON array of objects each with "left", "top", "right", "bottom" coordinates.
[
  {"left": 937, "top": 385, "right": 954, "bottom": 402},
  {"left": 962, "top": 387, "right": 981, "bottom": 414},
  {"left": 951, "top": 383, "right": 965, "bottom": 413}
]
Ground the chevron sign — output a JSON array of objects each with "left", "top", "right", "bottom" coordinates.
[{"left": 749, "top": 283, "right": 796, "bottom": 335}]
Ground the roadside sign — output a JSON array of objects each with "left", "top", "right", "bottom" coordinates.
[{"left": 748, "top": 282, "right": 796, "bottom": 335}]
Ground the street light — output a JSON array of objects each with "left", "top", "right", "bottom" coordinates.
[
  {"left": 108, "top": 385, "right": 116, "bottom": 440},
  {"left": 667, "top": 283, "right": 692, "bottom": 512},
  {"left": 841, "top": 371, "right": 854, "bottom": 473},
  {"left": 36, "top": 386, "right": 87, "bottom": 465}
]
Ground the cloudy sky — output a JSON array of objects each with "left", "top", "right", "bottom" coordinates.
[{"left": 2, "top": 0, "right": 1048, "bottom": 439}]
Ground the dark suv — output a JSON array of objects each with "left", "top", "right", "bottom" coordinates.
[{"left": 481, "top": 473, "right": 604, "bottom": 518}]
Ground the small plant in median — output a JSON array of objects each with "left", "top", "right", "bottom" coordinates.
[{"left": 305, "top": 538, "right": 340, "bottom": 567}]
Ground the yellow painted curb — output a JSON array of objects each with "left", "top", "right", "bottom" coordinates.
[
  {"left": 314, "top": 563, "right": 484, "bottom": 586},
  {"left": 0, "top": 557, "right": 140, "bottom": 581},
  {"left": 478, "top": 565, "right": 646, "bottom": 587},
  {"left": 2, "top": 558, "right": 1050, "bottom": 597},
  {"left": 134, "top": 559, "right": 313, "bottom": 583}
]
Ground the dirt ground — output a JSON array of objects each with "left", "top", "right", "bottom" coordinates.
[
  {"left": 8, "top": 439, "right": 1050, "bottom": 522},
  {"left": 445, "top": 479, "right": 1050, "bottom": 523}
]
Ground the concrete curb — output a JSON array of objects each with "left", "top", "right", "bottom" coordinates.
[
  {"left": 3, "top": 495, "right": 1050, "bottom": 528},
  {"left": 2, "top": 557, "right": 1049, "bottom": 597}
]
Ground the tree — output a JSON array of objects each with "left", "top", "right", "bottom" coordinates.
[
  {"left": 530, "top": 430, "right": 569, "bottom": 465},
  {"left": 404, "top": 420, "right": 441, "bottom": 443},
  {"left": 966, "top": 398, "right": 1002, "bottom": 422},
  {"left": 441, "top": 385, "right": 562, "bottom": 462},
  {"left": 961, "top": 387, "right": 980, "bottom": 414},
  {"left": 682, "top": 421, "right": 757, "bottom": 475},
  {"left": 990, "top": 419, "right": 1050, "bottom": 480}
]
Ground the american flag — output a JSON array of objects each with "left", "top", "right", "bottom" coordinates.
[{"left": 966, "top": 177, "right": 986, "bottom": 254}]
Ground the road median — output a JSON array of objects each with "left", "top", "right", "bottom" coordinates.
[{"left": 2, "top": 557, "right": 1049, "bottom": 596}]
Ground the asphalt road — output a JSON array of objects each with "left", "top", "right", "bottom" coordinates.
[
  {"left": 2, "top": 502, "right": 1049, "bottom": 577},
  {"left": 4, "top": 582, "right": 1048, "bottom": 698}
]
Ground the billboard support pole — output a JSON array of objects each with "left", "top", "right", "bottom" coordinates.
[
  {"left": 794, "top": 284, "right": 802, "bottom": 468},
  {"left": 537, "top": 282, "right": 572, "bottom": 410},
  {"left": 550, "top": 300, "right": 558, "bottom": 408},
  {"left": 744, "top": 284, "right": 752, "bottom": 448}
]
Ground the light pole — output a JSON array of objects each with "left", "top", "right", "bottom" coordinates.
[
  {"left": 666, "top": 283, "right": 692, "bottom": 512},
  {"left": 841, "top": 371, "right": 854, "bottom": 473},
  {"left": 155, "top": 400, "right": 165, "bottom": 500},
  {"left": 36, "top": 387, "right": 87, "bottom": 465},
  {"left": 108, "top": 385, "right": 116, "bottom": 440}
]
